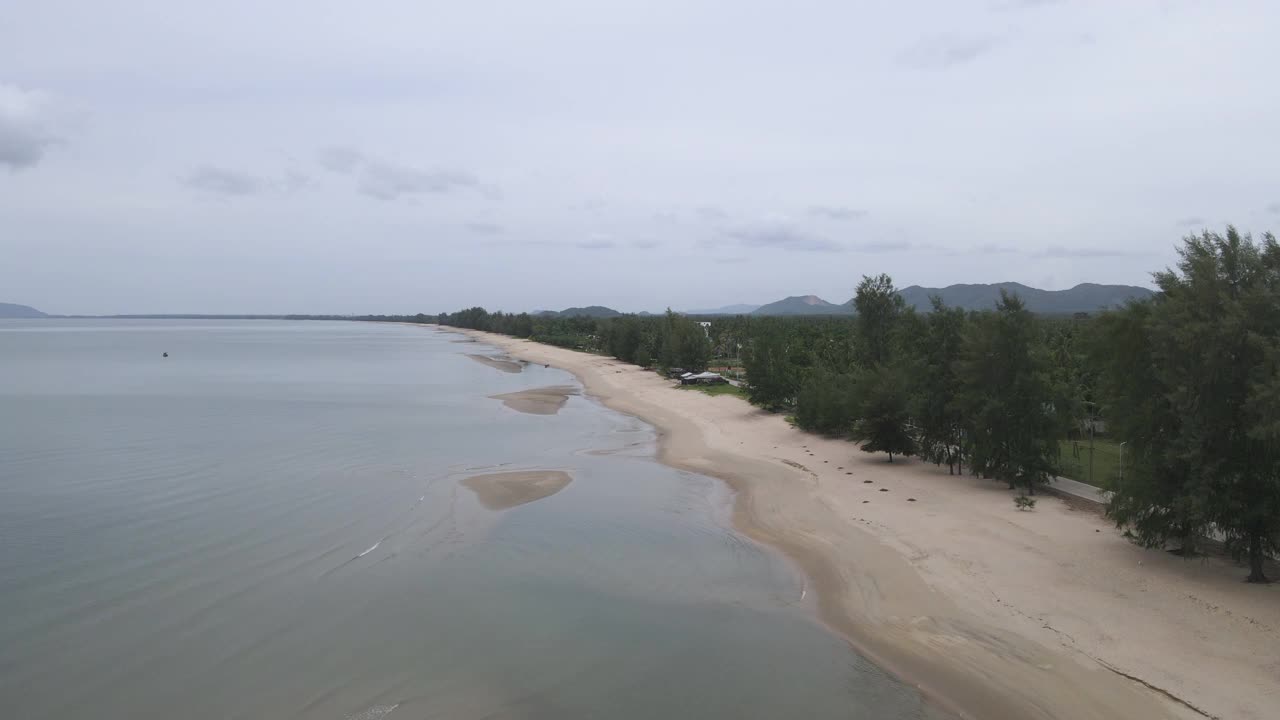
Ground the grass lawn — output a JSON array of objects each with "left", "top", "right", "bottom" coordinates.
[
  {"left": 1058, "top": 438, "right": 1132, "bottom": 489},
  {"left": 677, "top": 383, "right": 748, "bottom": 399}
]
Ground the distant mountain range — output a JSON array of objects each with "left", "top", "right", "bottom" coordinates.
[
  {"left": 684, "top": 303, "right": 761, "bottom": 316},
  {"left": 0, "top": 302, "right": 47, "bottom": 318},
  {"left": 895, "top": 282, "right": 1154, "bottom": 314},
  {"left": 738, "top": 283, "right": 1154, "bottom": 316}
]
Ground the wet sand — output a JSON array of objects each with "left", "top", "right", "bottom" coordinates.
[
  {"left": 461, "top": 470, "right": 573, "bottom": 510},
  {"left": 490, "top": 386, "right": 578, "bottom": 415},
  {"left": 440, "top": 326, "right": 1280, "bottom": 720},
  {"left": 466, "top": 353, "right": 523, "bottom": 373}
]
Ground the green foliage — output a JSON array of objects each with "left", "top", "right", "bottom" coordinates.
[
  {"left": 793, "top": 367, "right": 859, "bottom": 435},
  {"left": 854, "top": 273, "right": 905, "bottom": 366},
  {"left": 1014, "top": 495, "right": 1037, "bottom": 511},
  {"left": 678, "top": 383, "right": 747, "bottom": 398},
  {"left": 904, "top": 297, "right": 968, "bottom": 474},
  {"left": 1098, "top": 227, "right": 1280, "bottom": 582},
  {"left": 659, "top": 309, "right": 711, "bottom": 372},
  {"left": 956, "top": 292, "right": 1064, "bottom": 493},
  {"left": 742, "top": 318, "right": 802, "bottom": 410},
  {"left": 850, "top": 365, "right": 915, "bottom": 461}
]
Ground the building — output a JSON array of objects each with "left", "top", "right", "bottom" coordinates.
[{"left": 680, "top": 371, "right": 727, "bottom": 386}]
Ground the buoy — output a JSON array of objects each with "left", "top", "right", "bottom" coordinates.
[{"left": 163, "top": 352, "right": 169, "bottom": 358}]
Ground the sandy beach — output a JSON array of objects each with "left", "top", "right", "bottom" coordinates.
[
  {"left": 461, "top": 470, "right": 574, "bottom": 510},
  {"left": 490, "top": 385, "right": 579, "bottom": 415},
  {"left": 466, "top": 353, "right": 524, "bottom": 373},
  {"left": 445, "top": 326, "right": 1278, "bottom": 720}
]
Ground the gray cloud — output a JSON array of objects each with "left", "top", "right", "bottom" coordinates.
[
  {"left": 318, "top": 146, "right": 483, "bottom": 200},
  {"left": 0, "top": 83, "right": 63, "bottom": 171},
  {"left": 694, "top": 206, "right": 728, "bottom": 222},
  {"left": 994, "top": 0, "right": 1064, "bottom": 10},
  {"left": 724, "top": 226, "right": 841, "bottom": 252},
  {"left": 971, "top": 243, "right": 1019, "bottom": 255},
  {"left": 359, "top": 163, "right": 479, "bottom": 201},
  {"left": 1266, "top": 202, "right": 1280, "bottom": 215},
  {"left": 808, "top": 205, "right": 867, "bottom": 221},
  {"left": 630, "top": 238, "right": 661, "bottom": 249},
  {"left": 898, "top": 34, "right": 1001, "bottom": 70},
  {"left": 318, "top": 146, "right": 365, "bottom": 174},
  {"left": 574, "top": 238, "right": 615, "bottom": 250},
  {"left": 1176, "top": 216, "right": 1207, "bottom": 227},
  {"left": 465, "top": 221, "right": 503, "bottom": 235},
  {"left": 181, "top": 165, "right": 262, "bottom": 196},
  {"left": 1040, "top": 245, "right": 1128, "bottom": 258},
  {"left": 851, "top": 240, "right": 912, "bottom": 253}
]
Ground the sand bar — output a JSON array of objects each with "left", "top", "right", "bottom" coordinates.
[
  {"left": 461, "top": 470, "right": 573, "bottom": 510},
  {"left": 437, "top": 326, "right": 1279, "bottom": 720},
  {"left": 490, "top": 385, "right": 578, "bottom": 415},
  {"left": 466, "top": 353, "right": 523, "bottom": 373}
]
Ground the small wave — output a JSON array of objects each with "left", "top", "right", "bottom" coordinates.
[
  {"left": 347, "top": 703, "right": 398, "bottom": 720},
  {"left": 357, "top": 541, "right": 381, "bottom": 558}
]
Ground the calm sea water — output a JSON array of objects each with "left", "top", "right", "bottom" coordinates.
[{"left": 0, "top": 319, "right": 942, "bottom": 719}]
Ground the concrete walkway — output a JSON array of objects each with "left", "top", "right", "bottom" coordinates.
[{"left": 1046, "top": 475, "right": 1112, "bottom": 506}]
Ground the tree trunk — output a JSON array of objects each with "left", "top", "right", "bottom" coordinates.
[
  {"left": 1247, "top": 533, "right": 1270, "bottom": 584},
  {"left": 888, "top": 452, "right": 894, "bottom": 463}
]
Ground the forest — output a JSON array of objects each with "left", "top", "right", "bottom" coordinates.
[{"left": 427, "top": 228, "right": 1280, "bottom": 582}]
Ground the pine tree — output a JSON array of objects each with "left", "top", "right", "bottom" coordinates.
[
  {"left": 956, "top": 292, "right": 1063, "bottom": 494},
  {"left": 850, "top": 365, "right": 915, "bottom": 461}
]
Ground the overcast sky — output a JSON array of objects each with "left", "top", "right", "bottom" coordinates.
[{"left": 3, "top": 0, "right": 1278, "bottom": 314}]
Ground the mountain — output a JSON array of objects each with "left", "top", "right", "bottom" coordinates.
[
  {"left": 752, "top": 295, "right": 852, "bottom": 316},
  {"left": 0, "top": 302, "right": 48, "bottom": 318},
  {"left": 552, "top": 305, "right": 622, "bottom": 318},
  {"left": 684, "top": 303, "right": 761, "bottom": 316},
  {"left": 895, "top": 282, "right": 1155, "bottom": 314}
]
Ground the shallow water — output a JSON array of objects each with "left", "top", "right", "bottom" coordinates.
[{"left": 0, "top": 319, "right": 944, "bottom": 719}]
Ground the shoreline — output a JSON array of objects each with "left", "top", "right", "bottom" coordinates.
[{"left": 437, "top": 325, "right": 1277, "bottom": 720}]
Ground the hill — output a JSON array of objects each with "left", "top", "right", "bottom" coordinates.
[
  {"left": 548, "top": 305, "right": 623, "bottom": 318},
  {"left": 895, "top": 282, "right": 1154, "bottom": 314},
  {"left": 752, "top": 295, "right": 852, "bottom": 316},
  {"left": 0, "top": 302, "right": 48, "bottom": 318},
  {"left": 684, "top": 303, "right": 761, "bottom": 315}
]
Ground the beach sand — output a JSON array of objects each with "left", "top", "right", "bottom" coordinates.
[
  {"left": 439, "top": 326, "right": 1279, "bottom": 720},
  {"left": 466, "top": 353, "right": 523, "bottom": 373},
  {"left": 490, "top": 386, "right": 578, "bottom": 415},
  {"left": 461, "top": 470, "right": 573, "bottom": 510}
]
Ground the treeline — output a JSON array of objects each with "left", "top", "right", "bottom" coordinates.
[
  {"left": 428, "top": 228, "right": 1278, "bottom": 582},
  {"left": 434, "top": 308, "right": 712, "bottom": 372}
]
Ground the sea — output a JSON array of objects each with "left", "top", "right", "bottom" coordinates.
[{"left": 0, "top": 319, "right": 944, "bottom": 719}]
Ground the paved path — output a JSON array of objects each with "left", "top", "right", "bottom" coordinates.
[{"left": 1047, "top": 475, "right": 1112, "bottom": 505}]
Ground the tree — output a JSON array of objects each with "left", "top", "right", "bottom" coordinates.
[
  {"left": 1091, "top": 300, "right": 1206, "bottom": 554},
  {"left": 634, "top": 340, "right": 653, "bottom": 369},
  {"left": 743, "top": 319, "right": 799, "bottom": 410},
  {"left": 794, "top": 366, "right": 858, "bottom": 435},
  {"left": 853, "top": 273, "right": 905, "bottom": 366},
  {"left": 1142, "top": 228, "right": 1280, "bottom": 582},
  {"left": 657, "top": 309, "right": 711, "bottom": 371},
  {"left": 956, "top": 292, "right": 1063, "bottom": 494},
  {"left": 905, "top": 298, "right": 968, "bottom": 474},
  {"left": 850, "top": 365, "right": 915, "bottom": 461}
]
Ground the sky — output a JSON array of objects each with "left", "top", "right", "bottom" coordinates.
[{"left": 3, "top": 0, "right": 1279, "bottom": 315}]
